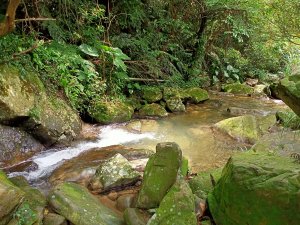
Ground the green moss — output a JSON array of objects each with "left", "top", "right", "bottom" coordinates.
[
  {"left": 276, "top": 110, "right": 300, "bottom": 130},
  {"left": 142, "top": 86, "right": 162, "bottom": 103},
  {"left": 139, "top": 103, "right": 168, "bottom": 117},
  {"left": 222, "top": 83, "right": 254, "bottom": 95},
  {"left": 184, "top": 87, "right": 209, "bottom": 103}
]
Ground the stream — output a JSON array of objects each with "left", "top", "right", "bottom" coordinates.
[{"left": 6, "top": 92, "right": 287, "bottom": 188}]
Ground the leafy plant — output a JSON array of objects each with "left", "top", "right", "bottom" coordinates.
[{"left": 13, "top": 203, "right": 37, "bottom": 225}]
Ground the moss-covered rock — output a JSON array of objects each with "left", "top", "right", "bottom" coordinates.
[
  {"left": 43, "top": 213, "right": 67, "bottom": 225},
  {"left": 148, "top": 179, "right": 197, "bottom": 225},
  {"left": 139, "top": 103, "right": 168, "bottom": 117},
  {"left": 163, "top": 87, "right": 181, "bottom": 101},
  {"left": 88, "top": 100, "right": 134, "bottom": 124},
  {"left": 184, "top": 87, "right": 209, "bottom": 103},
  {"left": 49, "top": 182, "right": 123, "bottom": 225},
  {"left": 136, "top": 142, "right": 182, "bottom": 209},
  {"left": 188, "top": 168, "right": 223, "bottom": 199},
  {"left": 276, "top": 75, "right": 300, "bottom": 117},
  {"left": 0, "top": 124, "right": 44, "bottom": 165},
  {"left": 276, "top": 109, "right": 300, "bottom": 130},
  {"left": 91, "top": 153, "right": 140, "bottom": 190},
  {"left": 208, "top": 152, "right": 300, "bottom": 225},
  {"left": 142, "top": 86, "right": 162, "bottom": 103},
  {"left": 222, "top": 83, "right": 254, "bottom": 95},
  {"left": 0, "top": 171, "right": 24, "bottom": 225},
  {"left": 123, "top": 208, "right": 150, "bottom": 225},
  {"left": 166, "top": 97, "right": 185, "bottom": 112},
  {"left": 0, "top": 65, "right": 82, "bottom": 146}
]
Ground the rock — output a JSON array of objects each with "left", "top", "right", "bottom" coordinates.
[
  {"left": 9, "top": 175, "right": 46, "bottom": 225},
  {"left": 0, "top": 124, "right": 44, "bottom": 166},
  {"left": 92, "top": 153, "right": 140, "bottom": 191},
  {"left": 148, "top": 179, "right": 197, "bottom": 225},
  {"left": 116, "top": 194, "right": 135, "bottom": 211},
  {"left": 276, "top": 109, "right": 300, "bottom": 130},
  {"left": 163, "top": 87, "right": 181, "bottom": 101},
  {"left": 49, "top": 182, "right": 123, "bottom": 225},
  {"left": 142, "top": 86, "right": 162, "bottom": 103},
  {"left": 126, "top": 120, "right": 142, "bottom": 133},
  {"left": 208, "top": 152, "right": 300, "bottom": 225},
  {"left": 136, "top": 142, "right": 182, "bottom": 209},
  {"left": 214, "top": 114, "right": 276, "bottom": 144},
  {"left": 188, "top": 168, "right": 223, "bottom": 199},
  {"left": 245, "top": 78, "right": 258, "bottom": 87},
  {"left": 184, "top": 88, "right": 209, "bottom": 103},
  {"left": 43, "top": 213, "right": 67, "bottom": 225},
  {"left": 180, "top": 157, "right": 189, "bottom": 177},
  {"left": 0, "top": 171, "right": 24, "bottom": 225},
  {"left": 276, "top": 75, "right": 300, "bottom": 117},
  {"left": 166, "top": 97, "right": 186, "bottom": 112},
  {"left": 253, "top": 84, "right": 267, "bottom": 95},
  {"left": 139, "top": 103, "right": 168, "bottom": 117},
  {"left": 226, "top": 107, "right": 266, "bottom": 116},
  {"left": 123, "top": 208, "right": 150, "bottom": 225},
  {"left": 0, "top": 65, "right": 82, "bottom": 146},
  {"left": 88, "top": 100, "right": 134, "bottom": 124},
  {"left": 107, "top": 191, "right": 118, "bottom": 201},
  {"left": 222, "top": 83, "right": 254, "bottom": 95}
]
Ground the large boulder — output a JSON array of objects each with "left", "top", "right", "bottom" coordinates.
[
  {"left": 136, "top": 142, "right": 182, "bottom": 209},
  {"left": 208, "top": 152, "right": 300, "bottom": 225},
  {"left": 0, "top": 65, "right": 82, "bottom": 146},
  {"left": 276, "top": 75, "right": 300, "bottom": 117},
  {"left": 148, "top": 179, "right": 197, "bottom": 225},
  {"left": 165, "top": 97, "right": 185, "bottom": 112},
  {"left": 0, "top": 124, "right": 44, "bottom": 166},
  {"left": 49, "top": 182, "right": 123, "bottom": 225},
  {"left": 88, "top": 99, "right": 134, "bottom": 124},
  {"left": 91, "top": 153, "right": 140, "bottom": 190},
  {"left": 142, "top": 86, "right": 162, "bottom": 103},
  {"left": 222, "top": 83, "right": 254, "bottom": 95},
  {"left": 184, "top": 87, "right": 209, "bottom": 103},
  {"left": 214, "top": 114, "right": 276, "bottom": 144},
  {"left": 0, "top": 171, "right": 24, "bottom": 225},
  {"left": 138, "top": 103, "right": 168, "bottom": 117},
  {"left": 276, "top": 109, "right": 300, "bottom": 130},
  {"left": 123, "top": 208, "right": 150, "bottom": 225}
]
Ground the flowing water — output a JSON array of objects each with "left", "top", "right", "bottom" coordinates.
[{"left": 6, "top": 92, "right": 287, "bottom": 186}]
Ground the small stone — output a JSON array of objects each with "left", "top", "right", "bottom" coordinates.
[
  {"left": 107, "top": 191, "right": 118, "bottom": 201},
  {"left": 116, "top": 194, "right": 135, "bottom": 211}
]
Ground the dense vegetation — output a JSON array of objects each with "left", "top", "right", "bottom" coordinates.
[{"left": 0, "top": 0, "right": 299, "bottom": 115}]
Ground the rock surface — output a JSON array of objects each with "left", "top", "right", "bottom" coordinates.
[
  {"left": 208, "top": 152, "right": 300, "bottom": 225},
  {"left": 43, "top": 213, "right": 67, "bottom": 225},
  {"left": 222, "top": 83, "right": 254, "bottom": 95},
  {"left": 148, "top": 179, "right": 197, "bottom": 225},
  {"left": 184, "top": 87, "right": 209, "bottom": 103},
  {"left": 136, "top": 142, "right": 182, "bottom": 209},
  {"left": 166, "top": 97, "right": 186, "bottom": 112},
  {"left": 276, "top": 109, "right": 300, "bottom": 129},
  {"left": 123, "top": 208, "right": 150, "bottom": 225},
  {"left": 142, "top": 86, "right": 162, "bottom": 103},
  {"left": 49, "top": 182, "right": 123, "bottom": 225},
  {"left": 139, "top": 103, "right": 168, "bottom": 117}
]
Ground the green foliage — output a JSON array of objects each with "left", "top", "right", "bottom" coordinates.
[{"left": 13, "top": 203, "right": 37, "bottom": 225}]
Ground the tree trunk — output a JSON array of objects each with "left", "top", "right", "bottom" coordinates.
[{"left": 0, "top": 0, "right": 21, "bottom": 37}]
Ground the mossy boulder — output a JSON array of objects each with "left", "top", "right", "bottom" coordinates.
[
  {"left": 142, "top": 86, "right": 162, "bottom": 103},
  {"left": 49, "top": 182, "right": 123, "bottom": 225},
  {"left": 166, "top": 97, "right": 185, "bottom": 112},
  {"left": 123, "top": 208, "right": 150, "bottom": 225},
  {"left": 0, "top": 65, "right": 82, "bottom": 146},
  {"left": 136, "top": 142, "right": 182, "bottom": 209},
  {"left": 8, "top": 176, "right": 46, "bottom": 225},
  {"left": 276, "top": 75, "right": 300, "bottom": 117},
  {"left": 0, "top": 171, "right": 24, "bottom": 225},
  {"left": 208, "top": 152, "right": 300, "bottom": 225},
  {"left": 188, "top": 167, "right": 223, "bottom": 199},
  {"left": 0, "top": 124, "right": 44, "bottom": 166},
  {"left": 91, "top": 153, "right": 140, "bottom": 190},
  {"left": 148, "top": 179, "right": 197, "bottom": 225},
  {"left": 222, "top": 83, "right": 254, "bottom": 95},
  {"left": 184, "top": 87, "right": 209, "bottom": 103},
  {"left": 214, "top": 114, "right": 276, "bottom": 144},
  {"left": 88, "top": 100, "right": 134, "bottom": 124},
  {"left": 139, "top": 103, "right": 168, "bottom": 117},
  {"left": 43, "top": 213, "right": 67, "bottom": 225},
  {"left": 276, "top": 109, "right": 300, "bottom": 130}
]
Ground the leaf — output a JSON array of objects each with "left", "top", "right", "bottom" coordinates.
[{"left": 79, "top": 44, "right": 99, "bottom": 57}]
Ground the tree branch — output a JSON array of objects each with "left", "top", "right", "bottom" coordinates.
[{"left": 14, "top": 17, "right": 56, "bottom": 23}]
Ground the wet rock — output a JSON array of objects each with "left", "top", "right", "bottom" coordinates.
[
  {"left": 148, "top": 179, "right": 197, "bottom": 225},
  {"left": 208, "top": 152, "right": 300, "bottom": 225},
  {"left": 253, "top": 84, "right": 267, "bottom": 96},
  {"left": 184, "top": 87, "right": 209, "bottom": 103},
  {"left": 188, "top": 168, "right": 223, "bottom": 199},
  {"left": 226, "top": 107, "right": 266, "bottom": 116},
  {"left": 139, "top": 103, "right": 168, "bottom": 117},
  {"left": 126, "top": 120, "right": 142, "bottom": 133},
  {"left": 43, "top": 213, "right": 67, "bottom": 225},
  {"left": 0, "top": 65, "right": 82, "bottom": 146},
  {"left": 166, "top": 97, "right": 186, "bottom": 112},
  {"left": 136, "top": 142, "right": 182, "bottom": 209},
  {"left": 107, "top": 191, "right": 118, "bottom": 201},
  {"left": 0, "top": 124, "right": 44, "bottom": 166},
  {"left": 276, "top": 75, "right": 300, "bottom": 117},
  {"left": 92, "top": 153, "right": 140, "bottom": 190},
  {"left": 276, "top": 109, "right": 300, "bottom": 130},
  {"left": 142, "top": 86, "right": 162, "bottom": 103},
  {"left": 116, "top": 194, "right": 135, "bottom": 211},
  {"left": 49, "top": 182, "right": 123, "bottom": 225},
  {"left": 88, "top": 100, "right": 134, "bottom": 124},
  {"left": 123, "top": 208, "right": 150, "bottom": 225},
  {"left": 163, "top": 87, "right": 181, "bottom": 101},
  {"left": 180, "top": 157, "right": 189, "bottom": 177},
  {"left": 222, "top": 83, "right": 254, "bottom": 95},
  {"left": 0, "top": 170, "right": 24, "bottom": 225},
  {"left": 245, "top": 78, "right": 258, "bottom": 87}
]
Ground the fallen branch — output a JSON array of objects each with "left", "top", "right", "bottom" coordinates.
[
  {"left": 126, "top": 78, "right": 166, "bottom": 82},
  {"left": 15, "top": 17, "right": 56, "bottom": 23},
  {"left": 12, "top": 40, "right": 51, "bottom": 58}
]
